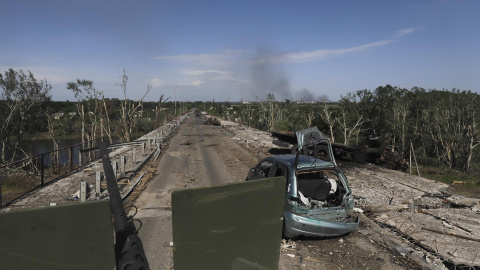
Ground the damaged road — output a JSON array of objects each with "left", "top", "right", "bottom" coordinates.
[
  {"left": 132, "top": 115, "right": 257, "bottom": 269},
  {"left": 219, "top": 117, "right": 480, "bottom": 269},
  {"left": 132, "top": 115, "right": 478, "bottom": 269}
]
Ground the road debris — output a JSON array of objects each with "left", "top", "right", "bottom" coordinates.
[
  {"left": 281, "top": 239, "right": 297, "bottom": 251},
  {"left": 204, "top": 117, "right": 221, "bottom": 126},
  {"left": 353, "top": 207, "right": 364, "bottom": 213}
]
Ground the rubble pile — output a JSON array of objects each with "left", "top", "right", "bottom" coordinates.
[
  {"left": 218, "top": 118, "right": 276, "bottom": 152},
  {"left": 346, "top": 165, "right": 480, "bottom": 268},
  {"left": 203, "top": 117, "right": 221, "bottom": 126}
]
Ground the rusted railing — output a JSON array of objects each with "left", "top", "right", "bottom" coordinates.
[{"left": 0, "top": 138, "right": 106, "bottom": 207}]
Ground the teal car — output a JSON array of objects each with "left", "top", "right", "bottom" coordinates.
[{"left": 246, "top": 128, "right": 359, "bottom": 238}]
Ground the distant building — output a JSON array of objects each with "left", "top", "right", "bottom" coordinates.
[{"left": 294, "top": 101, "right": 317, "bottom": 104}]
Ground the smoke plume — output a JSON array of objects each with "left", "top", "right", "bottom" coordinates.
[
  {"left": 249, "top": 46, "right": 292, "bottom": 101},
  {"left": 295, "top": 88, "right": 330, "bottom": 102}
]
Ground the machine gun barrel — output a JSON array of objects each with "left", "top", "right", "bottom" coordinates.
[{"left": 99, "top": 142, "right": 150, "bottom": 270}]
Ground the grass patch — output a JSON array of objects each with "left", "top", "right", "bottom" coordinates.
[
  {"left": 1, "top": 181, "right": 30, "bottom": 204},
  {"left": 2, "top": 180, "right": 29, "bottom": 194},
  {"left": 420, "top": 166, "right": 480, "bottom": 198}
]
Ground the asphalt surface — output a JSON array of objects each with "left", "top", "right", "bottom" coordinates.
[{"left": 134, "top": 116, "right": 240, "bottom": 269}]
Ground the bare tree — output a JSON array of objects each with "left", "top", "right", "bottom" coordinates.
[
  {"left": 305, "top": 110, "right": 315, "bottom": 128},
  {"left": 393, "top": 92, "right": 409, "bottom": 153},
  {"left": 466, "top": 112, "right": 480, "bottom": 171},
  {"left": 46, "top": 113, "right": 60, "bottom": 172},
  {"left": 257, "top": 93, "right": 286, "bottom": 132},
  {"left": 319, "top": 101, "right": 336, "bottom": 142},
  {"left": 118, "top": 69, "right": 151, "bottom": 142},
  {"left": 424, "top": 91, "right": 480, "bottom": 170},
  {"left": 239, "top": 102, "right": 256, "bottom": 128},
  {"left": 154, "top": 94, "right": 170, "bottom": 129},
  {"left": 66, "top": 80, "right": 101, "bottom": 140},
  {"left": 67, "top": 79, "right": 102, "bottom": 161},
  {"left": 0, "top": 69, "right": 51, "bottom": 163},
  {"left": 100, "top": 91, "right": 113, "bottom": 144},
  {"left": 336, "top": 108, "right": 364, "bottom": 146}
]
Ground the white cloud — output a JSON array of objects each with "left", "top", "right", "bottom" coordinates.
[
  {"left": 155, "top": 39, "right": 395, "bottom": 67},
  {"left": 154, "top": 27, "right": 423, "bottom": 69},
  {"left": 180, "top": 80, "right": 204, "bottom": 86},
  {"left": 155, "top": 50, "right": 248, "bottom": 68},
  {"left": 179, "top": 68, "right": 241, "bottom": 85},
  {"left": 191, "top": 80, "right": 203, "bottom": 86},
  {"left": 395, "top": 27, "right": 424, "bottom": 38},
  {"left": 182, "top": 69, "right": 230, "bottom": 76},
  {"left": 149, "top": 78, "right": 165, "bottom": 87},
  {"left": 280, "top": 40, "right": 392, "bottom": 63},
  {"left": 252, "top": 27, "right": 423, "bottom": 64}
]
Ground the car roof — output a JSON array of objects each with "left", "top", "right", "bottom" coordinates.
[{"left": 266, "top": 154, "right": 335, "bottom": 170}]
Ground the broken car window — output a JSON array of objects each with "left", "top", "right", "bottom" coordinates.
[
  {"left": 296, "top": 170, "right": 344, "bottom": 208},
  {"left": 256, "top": 160, "right": 274, "bottom": 178},
  {"left": 273, "top": 164, "right": 286, "bottom": 178}
]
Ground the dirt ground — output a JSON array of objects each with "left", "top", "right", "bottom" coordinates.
[{"left": 217, "top": 117, "right": 480, "bottom": 270}]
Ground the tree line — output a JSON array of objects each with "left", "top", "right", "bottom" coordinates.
[
  {"left": 338, "top": 85, "right": 479, "bottom": 173},
  {"left": 213, "top": 85, "right": 480, "bottom": 175},
  {"left": 0, "top": 68, "right": 172, "bottom": 165},
  {"left": 2, "top": 68, "right": 478, "bottom": 175}
]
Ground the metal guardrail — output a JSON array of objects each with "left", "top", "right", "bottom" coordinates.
[
  {"left": 0, "top": 115, "right": 190, "bottom": 208},
  {"left": 0, "top": 138, "right": 106, "bottom": 207}
]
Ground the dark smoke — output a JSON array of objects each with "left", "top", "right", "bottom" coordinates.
[
  {"left": 318, "top": 94, "right": 330, "bottom": 102},
  {"left": 296, "top": 88, "right": 330, "bottom": 102},
  {"left": 249, "top": 46, "right": 292, "bottom": 101},
  {"left": 297, "top": 88, "right": 314, "bottom": 101}
]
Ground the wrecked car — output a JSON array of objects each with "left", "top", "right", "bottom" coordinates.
[{"left": 246, "top": 128, "right": 359, "bottom": 238}]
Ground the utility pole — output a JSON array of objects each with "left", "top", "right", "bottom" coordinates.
[{"left": 174, "top": 85, "right": 177, "bottom": 117}]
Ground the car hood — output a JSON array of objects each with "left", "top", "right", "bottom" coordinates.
[
  {"left": 296, "top": 127, "right": 328, "bottom": 148},
  {"left": 295, "top": 127, "right": 336, "bottom": 163}
]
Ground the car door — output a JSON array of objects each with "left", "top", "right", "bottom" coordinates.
[{"left": 247, "top": 160, "right": 274, "bottom": 180}]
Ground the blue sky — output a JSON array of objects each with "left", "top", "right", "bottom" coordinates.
[{"left": 1, "top": 0, "right": 479, "bottom": 102}]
